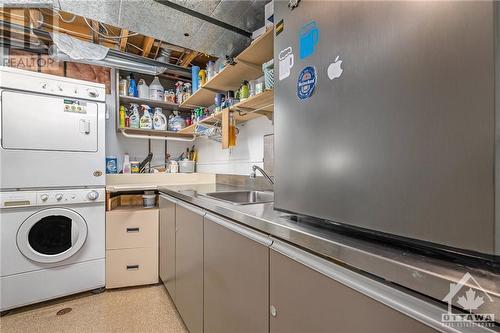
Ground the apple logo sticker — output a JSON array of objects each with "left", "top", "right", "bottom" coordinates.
[{"left": 327, "top": 55, "right": 343, "bottom": 80}]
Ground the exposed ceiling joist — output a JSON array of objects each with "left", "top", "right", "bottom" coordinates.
[
  {"left": 28, "top": 9, "right": 43, "bottom": 29},
  {"left": 90, "top": 20, "right": 99, "bottom": 44},
  {"left": 180, "top": 51, "right": 199, "bottom": 68},
  {"left": 119, "top": 28, "right": 129, "bottom": 51},
  {"left": 141, "top": 36, "right": 155, "bottom": 57}
]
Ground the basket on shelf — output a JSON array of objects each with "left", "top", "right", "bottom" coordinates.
[{"left": 262, "top": 59, "right": 274, "bottom": 90}]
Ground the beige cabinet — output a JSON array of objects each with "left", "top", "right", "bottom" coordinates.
[
  {"left": 106, "top": 247, "right": 158, "bottom": 289},
  {"left": 269, "top": 245, "right": 438, "bottom": 333},
  {"left": 105, "top": 196, "right": 159, "bottom": 289},
  {"left": 175, "top": 202, "right": 204, "bottom": 333},
  {"left": 204, "top": 213, "right": 271, "bottom": 333},
  {"left": 159, "top": 195, "right": 176, "bottom": 300}
]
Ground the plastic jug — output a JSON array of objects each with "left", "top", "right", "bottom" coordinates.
[
  {"left": 129, "top": 103, "right": 140, "bottom": 128},
  {"left": 140, "top": 105, "right": 153, "bottom": 129},
  {"left": 137, "top": 79, "right": 149, "bottom": 99},
  {"left": 149, "top": 76, "right": 164, "bottom": 101},
  {"left": 153, "top": 107, "right": 167, "bottom": 130}
]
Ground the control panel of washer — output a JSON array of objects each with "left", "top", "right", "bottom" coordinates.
[
  {"left": 1, "top": 67, "right": 105, "bottom": 102},
  {"left": 0, "top": 189, "right": 105, "bottom": 208}
]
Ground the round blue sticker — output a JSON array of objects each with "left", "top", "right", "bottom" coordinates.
[{"left": 297, "top": 66, "right": 317, "bottom": 100}]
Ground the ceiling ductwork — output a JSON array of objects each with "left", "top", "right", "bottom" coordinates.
[{"left": 3, "top": 0, "right": 269, "bottom": 58}]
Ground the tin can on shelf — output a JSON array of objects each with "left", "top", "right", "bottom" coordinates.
[{"left": 131, "top": 161, "right": 140, "bottom": 173}]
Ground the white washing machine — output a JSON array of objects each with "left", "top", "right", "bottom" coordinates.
[{"left": 0, "top": 188, "right": 105, "bottom": 311}]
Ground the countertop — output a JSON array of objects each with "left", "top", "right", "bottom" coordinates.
[
  {"left": 159, "top": 183, "right": 500, "bottom": 320},
  {"left": 105, "top": 173, "right": 215, "bottom": 192}
]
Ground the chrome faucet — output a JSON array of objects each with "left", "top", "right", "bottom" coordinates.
[{"left": 250, "top": 165, "right": 275, "bottom": 185}]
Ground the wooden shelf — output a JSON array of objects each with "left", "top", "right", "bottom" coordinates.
[
  {"left": 119, "top": 127, "right": 195, "bottom": 140},
  {"left": 214, "top": 90, "right": 274, "bottom": 123},
  {"left": 204, "top": 62, "right": 263, "bottom": 92},
  {"left": 232, "top": 89, "right": 274, "bottom": 113},
  {"left": 119, "top": 95, "right": 192, "bottom": 111},
  {"left": 179, "top": 87, "right": 215, "bottom": 108},
  {"left": 236, "top": 28, "right": 274, "bottom": 66},
  {"left": 180, "top": 28, "right": 274, "bottom": 109}
]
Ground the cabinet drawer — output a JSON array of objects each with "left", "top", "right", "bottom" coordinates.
[
  {"left": 106, "top": 247, "right": 158, "bottom": 289},
  {"left": 106, "top": 208, "right": 158, "bottom": 250}
]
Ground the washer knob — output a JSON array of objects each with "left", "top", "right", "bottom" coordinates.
[
  {"left": 87, "top": 190, "right": 99, "bottom": 201},
  {"left": 40, "top": 194, "right": 49, "bottom": 201},
  {"left": 55, "top": 193, "right": 63, "bottom": 201},
  {"left": 87, "top": 89, "right": 99, "bottom": 98}
]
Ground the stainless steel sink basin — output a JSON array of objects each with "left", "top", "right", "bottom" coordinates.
[{"left": 199, "top": 190, "right": 274, "bottom": 205}]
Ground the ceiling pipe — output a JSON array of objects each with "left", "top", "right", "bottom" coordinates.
[
  {"left": 154, "top": 0, "right": 252, "bottom": 38},
  {"left": 0, "top": 20, "right": 192, "bottom": 78}
]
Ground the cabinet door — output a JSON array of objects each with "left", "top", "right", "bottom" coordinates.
[
  {"left": 270, "top": 247, "right": 438, "bottom": 333},
  {"left": 204, "top": 214, "right": 271, "bottom": 333},
  {"left": 175, "top": 202, "right": 204, "bottom": 333},
  {"left": 159, "top": 195, "right": 176, "bottom": 300}
]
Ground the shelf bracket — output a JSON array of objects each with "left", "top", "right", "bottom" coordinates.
[
  {"left": 231, "top": 103, "right": 274, "bottom": 118},
  {"left": 120, "top": 129, "right": 196, "bottom": 142}
]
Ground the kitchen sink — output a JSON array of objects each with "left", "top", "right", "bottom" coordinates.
[{"left": 199, "top": 190, "right": 274, "bottom": 205}]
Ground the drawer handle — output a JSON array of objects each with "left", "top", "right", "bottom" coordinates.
[
  {"left": 126, "top": 227, "right": 140, "bottom": 233},
  {"left": 126, "top": 265, "right": 140, "bottom": 270}
]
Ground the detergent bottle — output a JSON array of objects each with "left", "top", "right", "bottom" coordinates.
[
  {"left": 149, "top": 76, "right": 164, "bottom": 101},
  {"left": 129, "top": 103, "right": 140, "bottom": 128},
  {"left": 139, "top": 105, "right": 153, "bottom": 129},
  {"left": 153, "top": 107, "right": 167, "bottom": 130}
]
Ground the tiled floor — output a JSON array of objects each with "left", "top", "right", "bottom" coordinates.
[{"left": 0, "top": 284, "right": 188, "bottom": 333}]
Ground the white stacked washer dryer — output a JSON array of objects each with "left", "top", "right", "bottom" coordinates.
[{"left": 0, "top": 67, "right": 106, "bottom": 312}]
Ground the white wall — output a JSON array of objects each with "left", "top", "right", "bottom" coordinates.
[
  {"left": 195, "top": 116, "right": 274, "bottom": 175},
  {"left": 105, "top": 94, "right": 191, "bottom": 171}
]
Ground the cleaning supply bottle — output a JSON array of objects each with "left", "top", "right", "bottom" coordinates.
[
  {"left": 199, "top": 69, "right": 207, "bottom": 86},
  {"left": 153, "top": 107, "right": 167, "bottom": 130},
  {"left": 129, "top": 103, "right": 140, "bottom": 128},
  {"left": 191, "top": 65, "right": 200, "bottom": 92},
  {"left": 175, "top": 81, "right": 184, "bottom": 104},
  {"left": 139, "top": 105, "right": 153, "bottom": 129},
  {"left": 122, "top": 153, "right": 131, "bottom": 174},
  {"left": 119, "top": 105, "right": 126, "bottom": 128},
  {"left": 149, "top": 76, "right": 164, "bottom": 101},
  {"left": 128, "top": 74, "right": 138, "bottom": 97},
  {"left": 137, "top": 79, "right": 149, "bottom": 99}
]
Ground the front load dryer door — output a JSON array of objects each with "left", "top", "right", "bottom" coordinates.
[
  {"left": 1, "top": 90, "right": 98, "bottom": 152},
  {"left": 16, "top": 208, "right": 88, "bottom": 263}
]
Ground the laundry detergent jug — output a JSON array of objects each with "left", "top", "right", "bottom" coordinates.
[
  {"left": 153, "top": 107, "right": 167, "bottom": 130},
  {"left": 140, "top": 105, "right": 153, "bottom": 129},
  {"left": 149, "top": 76, "right": 164, "bottom": 101},
  {"left": 129, "top": 103, "right": 140, "bottom": 128}
]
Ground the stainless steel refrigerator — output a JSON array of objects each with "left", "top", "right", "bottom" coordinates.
[{"left": 273, "top": 0, "right": 499, "bottom": 260}]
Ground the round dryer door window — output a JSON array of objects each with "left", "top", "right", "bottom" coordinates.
[{"left": 17, "top": 208, "right": 88, "bottom": 263}]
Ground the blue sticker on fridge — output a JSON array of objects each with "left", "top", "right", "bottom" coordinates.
[
  {"left": 299, "top": 21, "right": 319, "bottom": 59},
  {"left": 297, "top": 66, "right": 317, "bottom": 100}
]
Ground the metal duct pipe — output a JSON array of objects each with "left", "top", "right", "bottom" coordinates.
[{"left": 1, "top": 20, "right": 191, "bottom": 78}]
